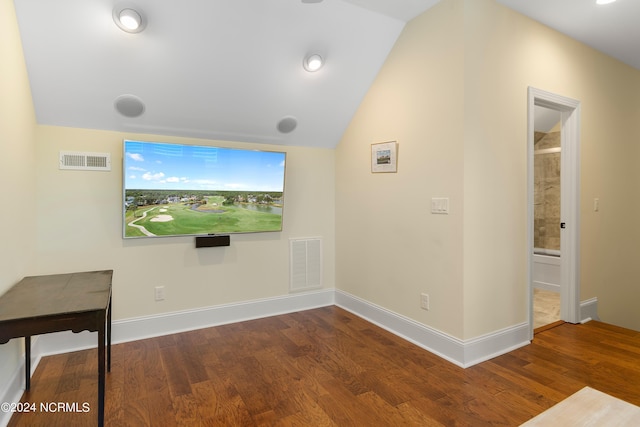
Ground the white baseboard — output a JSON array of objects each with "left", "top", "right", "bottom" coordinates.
[
  {"left": 533, "top": 281, "right": 561, "bottom": 292},
  {"left": 334, "top": 290, "right": 531, "bottom": 368},
  {"left": 580, "top": 297, "right": 599, "bottom": 323},
  {"left": 334, "top": 290, "right": 467, "bottom": 365},
  {"left": 36, "top": 289, "right": 337, "bottom": 357},
  {"left": 0, "top": 352, "right": 32, "bottom": 427}
]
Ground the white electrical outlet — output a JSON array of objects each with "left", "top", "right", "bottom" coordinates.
[
  {"left": 154, "top": 286, "right": 165, "bottom": 301},
  {"left": 420, "top": 293, "right": 430, "bottom": 310}
]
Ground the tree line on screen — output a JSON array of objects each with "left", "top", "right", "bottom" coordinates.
[{"left": 125, "top": 189, "right": 283, "bottom": 209}]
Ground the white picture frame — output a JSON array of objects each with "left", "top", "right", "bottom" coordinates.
[{"left": 371, "top": 141, "right": 398, "bottom": 173}]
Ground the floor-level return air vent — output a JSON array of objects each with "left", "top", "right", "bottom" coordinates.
[
  {"left": 59, "top": 151, "right": 111, "bottom": 171},
  {"left": 290, "top": 237, "right": 322, "bottom": 292}
]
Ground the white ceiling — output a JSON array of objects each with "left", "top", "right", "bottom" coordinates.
[
  {"left": 13, "top": 0, "right": 439, "bottom": 149},
  {"left": 497, "top": 0, "right": 640, "bottom": 71},
  {"left": 13, "top": 0, "right": 640, "bottom": 149}
]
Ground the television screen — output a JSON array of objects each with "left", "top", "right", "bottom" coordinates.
[{"left": 123, "top": 140, "right": 286, "bottom": 238}]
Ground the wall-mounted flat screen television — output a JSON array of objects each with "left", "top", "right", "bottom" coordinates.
[{"left": 123, "top": 140, "right": 286, "bottom": 238}]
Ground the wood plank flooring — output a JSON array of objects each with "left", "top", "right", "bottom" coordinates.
[{"left": 8, "top": 306, "right": 640, "bottom": 426}]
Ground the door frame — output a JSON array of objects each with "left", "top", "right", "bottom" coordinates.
[{"left": 527, "top": 87, "right": 581, "bottom": 338}]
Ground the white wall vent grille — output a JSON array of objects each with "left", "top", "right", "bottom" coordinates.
[
  {"left": 59, "top": 151, "right": 111, "bottom": 171},
  {"left": 290, "top": 237, "right": 322, "bottom": 292}
]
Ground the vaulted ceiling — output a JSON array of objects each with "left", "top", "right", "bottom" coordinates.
[
  {"left": 13, "top": 0, "right": 440, "bottom": 149},
  {"left": 496, "top": 0, "right": 640, "bottom": 72},
  {"left": 13, "top": 0, "right": 640, "bottom": 149}
]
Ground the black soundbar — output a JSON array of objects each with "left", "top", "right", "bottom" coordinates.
[{"left": 195, "top": 235, "right": 230, "bottom": 248}]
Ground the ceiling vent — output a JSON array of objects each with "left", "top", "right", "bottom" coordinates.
[{"left": 59, "top": 151, "right": 112, "bottom": 171}]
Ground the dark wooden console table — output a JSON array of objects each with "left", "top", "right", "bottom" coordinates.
[{"left": 0, "top": 270, "right": 112, "bottom": 427}]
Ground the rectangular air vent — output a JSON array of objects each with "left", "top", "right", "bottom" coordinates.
[
  {"left": 59, "top": 151, "right": 111, "bottom": 171},
  {"left": 290, "top": 237, "right": 322, "bottom": 292}
]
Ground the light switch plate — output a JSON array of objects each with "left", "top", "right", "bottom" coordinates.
[{"left": 431, "top": 198, "right": 449, "bottom": 214}]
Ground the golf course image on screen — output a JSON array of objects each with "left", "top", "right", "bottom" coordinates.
[{"left": 123, "top": 140, "right": 286, "bottom": 238}]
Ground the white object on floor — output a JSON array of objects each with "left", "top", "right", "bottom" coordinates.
[{"left": 521, "top": 387, "right": 640, "bottom": 426}]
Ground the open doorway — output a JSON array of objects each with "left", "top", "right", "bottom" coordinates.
[
  {"left": 532, "top": 105, "right": 561, "bottom": 329},
  {"left": 527, "top": 87, "right": 581, "bottom": 338}
]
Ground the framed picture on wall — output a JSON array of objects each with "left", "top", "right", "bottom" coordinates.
[{"left": 371, "top": 141, "right": 398, "bottom": 173}]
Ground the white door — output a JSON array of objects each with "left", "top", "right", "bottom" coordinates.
[{"left": 528, "top": 87, "right": 581, "bottom": 338}]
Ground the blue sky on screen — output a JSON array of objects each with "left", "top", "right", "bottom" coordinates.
[{"left": 124, "top": 140, "right": 285, "bottom": 192}]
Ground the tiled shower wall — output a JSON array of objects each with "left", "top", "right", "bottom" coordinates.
[{"left": 534, "top": 131, "right": 560, "bottom": 251}]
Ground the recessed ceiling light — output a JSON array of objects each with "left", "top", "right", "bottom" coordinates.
[
  {"left": 596, "top": 0, "right": 616, "bottom": 4},
  {"left": 303, "top": 54, "right": 324, "bottom": 72},
  {"left": 112, "top": 5, "right": 147, "bottom": 33},
  {"left": 119, "top": 9, "right": 141, "bottom": 30}
]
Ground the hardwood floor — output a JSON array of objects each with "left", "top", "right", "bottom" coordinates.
[{"left": 8, "top": 306, "right": 640, "bottom": 426}]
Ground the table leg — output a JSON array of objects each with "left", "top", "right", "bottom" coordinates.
[
  {"left": 98, "top": 322, "right": 105, "bottom": 427},
  {"left": 107, "top": 295, "right": 112, "bottom": 372},
  {"left": 25, "top": 335, "right": 31, "bottom": 390}
]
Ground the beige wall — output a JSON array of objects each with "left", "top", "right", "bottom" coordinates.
[
  {"left": 336, "top": 0, "right": 640, "bottom": 339},
  {"left": 34, "top": 126, "right": 335, "bottom": 320},
  {"left": 336, "top": 0, "right": 466, "bottom": 338},
  {"left": 0, "top": 0, "right": 37, "bottom": 395},
  {"left": 463, "top": 0, "right": 640, "bottom": 333}
]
